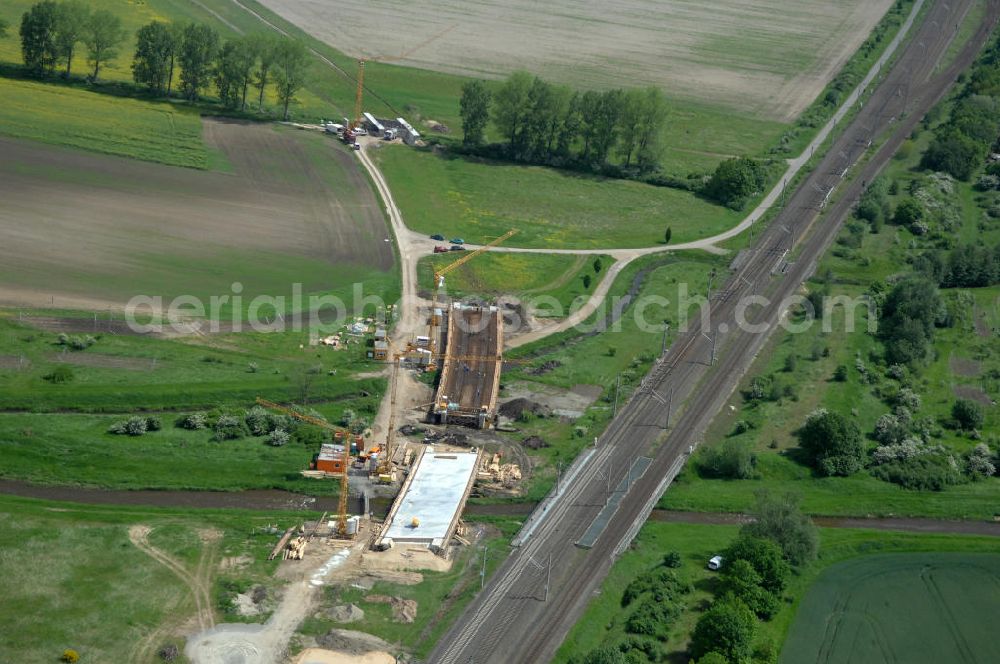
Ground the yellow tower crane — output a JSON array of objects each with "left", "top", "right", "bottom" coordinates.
[{"left": 256, "top": 398, "right": 353, "bottom": 538}]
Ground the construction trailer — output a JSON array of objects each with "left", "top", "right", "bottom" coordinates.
[
  {"left": 363, "top": 112, "right": 385, "bottom": 136},
  {"left": 397, "top": 118, "right": 421, "bottom": 145}
]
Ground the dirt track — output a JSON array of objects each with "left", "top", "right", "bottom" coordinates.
[
  {"left": 0, "top": 119, "right": 392, "bottom": 311},
  {"left": 129, "top": 524, "right": 221, "bottom": 663}
]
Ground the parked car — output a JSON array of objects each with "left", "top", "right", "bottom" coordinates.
[
  {"left": 433, "top": 245, "right": 449, "bottom": 253},
  {"left": 707, "top": 555, "right": 724, "bottom": 571},
  {"left": 450, "top": 237, "right": 465, "bottom": 245},
  {"left": 449, "top": 245, "right": 466, "bottom": 251},
  {"left": 430, "top": 234, "right": 445, "bottom": 241}
]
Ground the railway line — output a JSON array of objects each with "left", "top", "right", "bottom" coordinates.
[{"left": 430, "top": 1, "right": 999, "bottom": 661}]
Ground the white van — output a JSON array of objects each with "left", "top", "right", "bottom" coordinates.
[{"left": 707, "top": 555, "right": 724, "bottom": 571}]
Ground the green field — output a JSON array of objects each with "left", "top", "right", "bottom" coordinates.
[
  {"left": 554, "top": 521, "right": 1000, "bottom": 664},
  {"left": 375, "top": 146, "right": 743, "bottom": 249},
  {"left": 417, "top": 252, "right": 613, "bottom": 314},
  {"left": 0, "top": 315, "right": 388, "bottom": 493},
  {"left": 0, "top": 78, "right": 210, "bottom": 168},
  {"left": 780, "top": 553, "right": 1000, "bottom": 664},
  {"left": 0, "top": 495, "right": 299, "bottom": 664}
]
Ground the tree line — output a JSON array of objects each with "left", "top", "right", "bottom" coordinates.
[
  {"left": 459, "top": 72, "right": 774, "bottom": 208},
  {"left": 459, "top": 72, "right": 668, "bottom": 176},
  {"left": 15, "top": 0, "right": 310, "bottom": 119}
]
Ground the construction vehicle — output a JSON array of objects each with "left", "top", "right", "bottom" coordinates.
[{"left": 256, "top": 398, "right": 353, "bottom": 538}]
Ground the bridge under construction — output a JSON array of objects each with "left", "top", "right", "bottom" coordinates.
[{"left": 431, "top": 303, "right": 503, "bottom": 428}]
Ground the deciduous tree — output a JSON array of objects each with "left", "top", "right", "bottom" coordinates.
[
  {"left": 53, "top": 0, "right": 89, "bottom": 77},
  {"left": 690, "top": 597, "right": 756, "bottom": 663},
  {"left": 459, "top": 79, "right": 492, "bottom": 147},
  {"left": 19, "top": 1, "right": 60, "bottom": 77},
  {"left": 797, "top": 408, "right": 864, "bottom": 477},
  {"left": 273, "top": 38, "right": 308, "bottom": 120},
  {"left": 132, "top": 21, "right": 175, "bottom": 94},
  {"left": 179, "top": 22, "right": 219, "bottom": 100},
  {"left": 82, "top": 9, "right": 124, "bottom": 81}
]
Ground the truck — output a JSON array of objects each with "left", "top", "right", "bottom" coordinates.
[{"left": 384, "top": 128, "right": 399, "bottom": 141}]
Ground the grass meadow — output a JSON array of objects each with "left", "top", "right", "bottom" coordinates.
[
  {"left": 0, "top": 315, "right": 388, "bottom": 492},
  {"left": 374, "top": 146, "right": 744, "bottom": 249},
  {"left": 553, "top": 521, "right": 1000, "bottom": 664},
  {"left": 0, "top": 494, "right": 298, "bottom": 664},
  {"left": 417, "top": 252, "right": 614, "bottom": 314}
]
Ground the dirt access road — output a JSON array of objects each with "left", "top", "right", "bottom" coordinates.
[
  {"left": 430, "top": 2, "right": 997, "bottom": 662},
  {"left": 128, "top": 525, "right": 221, "bottom": 663}
]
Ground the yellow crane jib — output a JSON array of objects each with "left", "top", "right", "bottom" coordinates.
[
  {"left": 255, "top": 397, "right": 352, "bottom": 538},
  {"left": 434, "top": 229, "right": 518, "bottom": 287}
]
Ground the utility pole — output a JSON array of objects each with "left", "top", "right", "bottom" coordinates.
[
  {"left": 660, "top": 322, "right": 670, "bottom": 356},
  {"left": 556, "top": 461, "right": 561, "bottom": 495}
]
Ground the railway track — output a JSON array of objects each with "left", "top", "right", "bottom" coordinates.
[{"left": 430, "top": 2, "right": 999, "bottom": 662}]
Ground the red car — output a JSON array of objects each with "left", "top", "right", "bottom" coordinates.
[{"left": 433, "top": 245, "right": 449, "bottom": 253}]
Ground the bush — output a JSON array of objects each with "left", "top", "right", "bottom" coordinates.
[
  {"left": 44, "top": 364, "right": 76, "bottom": 383},
  {"left": 61, "top": 650, "right": 80, "bottom": 663},
  {"left": 873, "top": 413, "right": 908, "bottom": 445},
  {"left": 663, "top": 551, "right": 682, "bottom": 568},
  {"left": 145, "top": 416, "right": 162, "bottom": 431},
  {"left": 213, "top": 414, "right": 245, "bottom": 441},
  {"left": 245, "top": 405, "right": 274, "bottom": 436},
  {"left": 697, "top": 439, "right": 757, "bottom": 479},
  {"left": 180, "top": 411, "right": 208, "bottom": 430},
  {"left": 624, "top": 596, "right": 680, "bottom": 639},
  {"left": 952, "top": 399, "right": 984, "bottom": 430},
  {"left": 871, "top": 452, "right": 963, "bottom": 490},
  {"left": 966, "top": 443, "right": 996, "bottom": 479},
  {"left": 158, "top": 643, "right": 179, "bottom": 661},
  {"left": 741, "top": 491, "right": 819, "bottom": 566},
  {"left": 833, "top": 365, "right": 848, "bottom": 382},
  {"left": 797, "top": 409, "right": 863, "bottom": 477},
  {"left": 267, "top": 428, "right": 290, "bottom": 447},
  {"left": 109, "top": 415, "right": 149, "bottom": 436},
  {"left": 721, "top": 559, "right": 780, "bottom": 619},
  {"left": 690, "top": 597, "right": 757, "bottom": 663}
]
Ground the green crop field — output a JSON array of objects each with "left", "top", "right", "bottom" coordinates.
[
  {"left": 374, "top": 146, "right": 743, "bottom": 249},
  {"left": 0, "top": 78, "right": 209, "bottom": 168},
  {"left": 780, "top": 553, "right": 1000, "bottom": 664}
]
